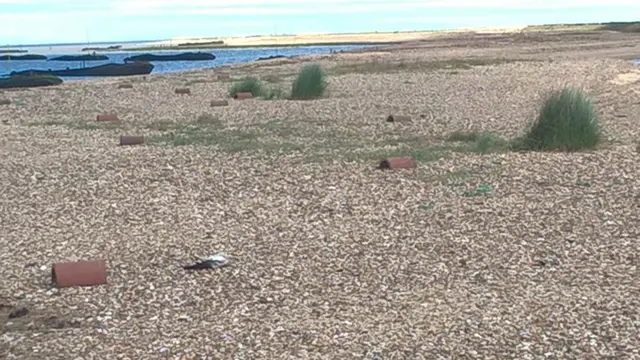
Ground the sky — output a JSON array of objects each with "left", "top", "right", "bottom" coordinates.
[{"left": 0, "top": 0, "right": 639, "bottom": 45}]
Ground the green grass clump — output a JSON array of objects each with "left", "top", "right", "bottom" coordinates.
[
  {"left": 445, "top": 131, "right": 510, "bottom": 154},
  {"left": 447, "top": 131, "right": 484, "bottom": 143},
  {"left": 517, "top": 87, "right": 601, "bottom": 151},
  {"left": 290, "top": 64, "right": 327, "bottom": 100},
  {"left": 262, "top": 87, "right": 285, "bottom": 100},
  {"left": 228, "top": 77, "right": 264, "bottom": 98}
]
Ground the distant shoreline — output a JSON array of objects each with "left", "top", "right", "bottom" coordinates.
[
  {"left": 90, "top": 21, "right": 640, "bottom": 53},
  {"left": 0, "top": 49, "right": 28, "bottom": 54},
  {"left": 116, "top": 41, "right": 394, "bottom": 52},
  {"left": 1, "top": 21, "right": 638, "bottom": 54}
]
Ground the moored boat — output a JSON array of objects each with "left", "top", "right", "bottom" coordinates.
[
  {"left": 124, "top": 52, "right": 215, "bottom": 62},
  {"left": 0, "top": 74, "right": 63, "bottom": 89},
  {"left": 48, "top": 54, "right": 109, "bottom": 61},
  {"left": 11, "top": 62, "right": 154, "bottom": 77}
]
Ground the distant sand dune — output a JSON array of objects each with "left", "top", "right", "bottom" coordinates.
[{"left": 145, "top": 26, "right": 529, "bottom": 48}]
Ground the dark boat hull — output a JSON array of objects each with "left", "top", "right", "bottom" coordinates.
[
  {"left": 256, "top": 55, "right": 288, "bottom": 61},
  {"left": 124, "top": 52, "right": 215, "bottom": 62},
  {"left": 11, "top": 62, "right": 154, "bottom": 77},
  {"left": 0, "top": 75, "right": 63, "bottom": 89},
  {"left": 48, "top": 55, "right": 110, "bottom": 61}
]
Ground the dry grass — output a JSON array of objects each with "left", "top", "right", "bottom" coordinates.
[
  {"left": 1, "top": 30, "right": 639, "bottom": 359},
  {"left": 329, "top": 57, "right": 542, "bottom": 75}
]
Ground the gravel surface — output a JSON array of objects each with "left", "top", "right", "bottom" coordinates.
[{"left": 1, "top": 31, "right": 639, "bottom": 359}]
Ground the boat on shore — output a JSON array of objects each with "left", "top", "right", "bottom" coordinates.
[
  {"left": 11, "top": 62, "right": 154, "bottom": 77},
  {"left": 0, "top": 74, "right": 63, "bottom": 89},
  {"left": 124, "top": 52, "right": 215, "bottom": 62}
]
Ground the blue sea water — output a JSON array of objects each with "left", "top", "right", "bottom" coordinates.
[{"left": 0, "top": 44, "right": 371, "bottom": 81}]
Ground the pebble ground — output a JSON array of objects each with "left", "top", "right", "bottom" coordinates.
[{"left": 1, "top": 30, "right": 639, "bottom": 359}]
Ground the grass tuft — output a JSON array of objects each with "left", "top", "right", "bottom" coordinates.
[
  {"left": 445, "top": 131, "right": 510, "bottom": 154},
  {"left": 330, "top": 58, "right": 540, "bottom": 75},
  {"left": 262, "top": 87, "right": 285, "bottom": 100},
  {"left": 291, "top": 64, "right": 327, "bottom": 100},
  {"left": 516, "top": 87, "right": 601, "bottom": 152},
  {"left": 229, "top": 77, "right": 264, "bottom": 98}
]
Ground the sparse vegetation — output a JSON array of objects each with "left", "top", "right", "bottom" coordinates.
[
  {"left": 523, "top": 21, "right": 640, "bottom": 33},
  {"left": 147, "top": 116, "right": 506, "bottom": 163},
  {"left": 599, "top": 21, "right": 640, "bottom": 33},
  {"left": 330, "top": 58, "right": 538, "bottom": 75},
  {"left": 290, "top": 64, "right": 327, "bottom": 100},
  {"left": 462, "top": 183, "right": 493, "bottom": 197},
  {"left": 28, "top": 119, "right": 121, "bottom": 130},
  {"left": 194, "top": 113, "right": 223, "bottom": 128},
  {"left": 184, "top": 78, "right": 212, "bottom": 86},
  {"left": 445, "top": 131, "right": 511, "bottom": 154},
  {"left": 228, "top": 76, "right": 264, "bottom": 98},
  {"left": 261, "top": 73, "right": 291, "bottom": 83},
  {"left": 516, "top": 87, "right": 601, "bottom": 151},
  {"left": 262, "top": 86, "right": 285, "bottom": 100}
]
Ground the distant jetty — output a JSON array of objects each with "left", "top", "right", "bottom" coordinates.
[
  {"left": 81, "top": 45, "right": 122, "bottom": 52},
  {"left": 49, "top": 54, "right": 109, "bottom": 61},
  {"left": 0, "top": 54, "right": 47, "bottom": 60},
  {"left": 177, "top": 40, "right": 224, "bottom": 47},
  {"left": 124, "top": 52, "right": 216, "bottom": 62},
  {"left": 0, "top": 49, "right": 28, "bottom": 54}
]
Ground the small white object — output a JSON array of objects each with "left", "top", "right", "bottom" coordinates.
[{"left": 183, "top": 253, "right": 231, "bottom": 270}]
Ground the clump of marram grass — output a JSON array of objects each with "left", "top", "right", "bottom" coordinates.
[
  {"left": 228, "top": 76, "right": 264, "bottom": 98},
  {"left": 290, "top": 64, "right": 327, "bottom": 100},
  {"left": 516, "top": 87, "right": 601, "bottom": 151}
]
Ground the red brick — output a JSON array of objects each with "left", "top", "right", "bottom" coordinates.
[
  {"left": 51, "top": 260, "right": 107, "bottom": 288},
  {"left": 378, "top": 157, "right": 417, "bottom": 170},
  {"left": 96, "top": 114, "right": 118, "bottom": 122},
  {"left": 120, "top": 135, "right": 144, "bottom": 146},
  {"left": 175, "top": 88, "right": 191, "bottom": 95},
  {"left": 386, "top": 115, "right": 411, "bottom": 123},
  {"left": 234, "top": 92, "right": 252, "bottom": 100}
]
